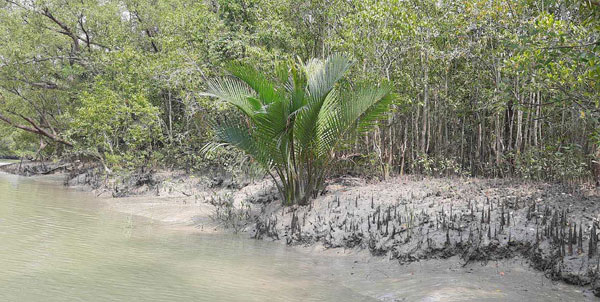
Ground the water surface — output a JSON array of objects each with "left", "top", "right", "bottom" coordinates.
[{"left": 0, "top": 170, "right": 593, "bottom": 301}]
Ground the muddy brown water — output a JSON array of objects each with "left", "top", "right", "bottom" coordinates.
[{"left": 0, "top": 167, "right": 594, "bottom": 301}]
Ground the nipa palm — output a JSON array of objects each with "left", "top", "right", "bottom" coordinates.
[{"left": 204, "top": 54, "right": 394, "bottom": 205}]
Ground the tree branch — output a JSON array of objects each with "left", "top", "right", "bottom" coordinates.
[
  {"left": 0, "top": 111, "right": 73, "bottom": 147},
  {"left": 132, "top": 10, "right": 159, "bottom": 53},
  {"left": 40, "top": 7, "right": 80, "bottom": 52}
]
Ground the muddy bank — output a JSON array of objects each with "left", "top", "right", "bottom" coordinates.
[
  {"left": 2, "top": 161, "right": 600, "bottom": 297},
  {"left": 85, "top": 169, "right": 600, "bottom": 297},
  {"left": 248, "top": 177, "right": 600, "bottom": 297},
  {"left": 0, "top": 160, "right": 73, "bottom": 176}
]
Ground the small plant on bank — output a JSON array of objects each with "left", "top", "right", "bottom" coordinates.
[
  {"left": 203, "top": 54, "right": 394, "bottom": 205},
  {"left": 208, "top": 192, "right": 250, "bottom": 233}
]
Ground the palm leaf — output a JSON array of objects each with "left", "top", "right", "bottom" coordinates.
[
  {"left": 295, "top": 55, "right": 352, "bottom": 152},
  {"left": 316, "top": 85, "right": 393, "bottom": 155},
  {"left": 306, "top": 54, "right": 352, "bottom": 102},
  {"left": 314, "top": 88, "right": 342, "bottom": 157},
  {"left": 227, "top": 62, "right": 280, "bottom": 105},
  {"left": 212, "top": 121, "right": 274, "bottom": 169},
  {"left": 204, "top": 77, "right": 260, "bottom": 117}
]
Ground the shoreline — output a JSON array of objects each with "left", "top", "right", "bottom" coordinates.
[{"left": 2, "top": 161, "right": 600, "bottom": 298}]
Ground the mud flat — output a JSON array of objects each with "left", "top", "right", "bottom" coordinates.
[{"left": 250, "top": 177, "right": 600, "bottom": 296}]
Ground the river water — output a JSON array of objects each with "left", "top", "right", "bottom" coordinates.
[{"left": 0, "top": 168, "right": 594, "bottom": 301}]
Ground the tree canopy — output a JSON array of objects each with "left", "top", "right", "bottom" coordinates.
[{"left": 0, "top": 0, "right": 598, "bottom": 184}]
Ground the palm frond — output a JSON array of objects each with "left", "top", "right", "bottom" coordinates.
[
  {"left": 306, "top": 54, "right": 352, "bottom": 103},
  {"left": 316, "top": 85, "right": 393, "bottom": 155},
  {"left": 253, "top": 99, "right": 292, "bottom": 152},
  {"left": 212, "top": 122, "right": 273, "bottom": 169},
  {"left": 205, "top": 77, "right": 260, "bottom": 117},
  {"left": 295, "top": 55, "right": 351, "bottom": 151},
  {"left": 341, "top": 85, "right": 393, "bottom": 132},
  {"left": 314, "top": 88, "right": 341, "bottom": 156},
  {"left": 355, "top": 89, "right": 395, "bottom": 132},
  {"left": 227, "top": 62, "right": 280, "bottom": 105}
]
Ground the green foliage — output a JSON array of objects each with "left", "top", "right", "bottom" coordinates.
[
  {"left": 329, "top": 152, "right": 391, "bottom": 179},
  {"left": 0, "top": 126, "right": 37, "bottom": 159},
  {"left": 413, "top": 154, "right": 470, "bottom": 178},
  {"left": 511, "top": 144, "right": 590, "bottom": 182},
  {"left": 0, "top": 0, "right": 598, "bottom": 187},
  {"left": 68, "top": 82, "right": 161, "bottom": 170},
  {"left": 205, "top": 55, "right": 394, "bottom": 205}
]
